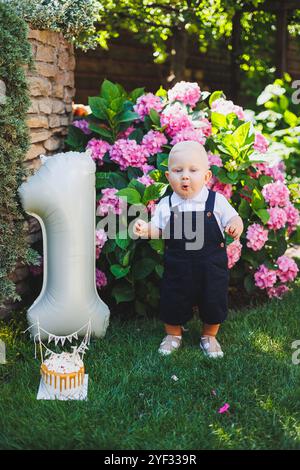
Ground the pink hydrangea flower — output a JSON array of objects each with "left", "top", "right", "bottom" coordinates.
[
  {"left": 266, "top": 284, "right": 290, "bottom": 299},
  {"left": 265, "top": 163, "right": 285, "bottom": 182},
  {"left": 254, "top": 264, "right": 277, "bottom": 290},
  {"left": 262, "top": 181, "right": 290, "bottom": 207},
  {"left": 248, "top": 162, "right": 285, "bottom": 183},
  {"left": 137, "top": 174, "right": 155, "bottom": 186},
  {"left": 160, "top": 102, "right": 193, "bottom": 137},
  {"left": 168, "top": 81, "right": 201, "bottom": 108},
  {"left": 276, "top": 255, "right": 299, "bottom": 283},
  {"left": 246, "top": 223, "right": 269, "bottom": 251},
  {"left": 170, "top": 128, "right": 206, "bottom": 145},
  {"left": 109, "top": 139, "right": 149, "bottom": 171},
  {"left": 253, "top": 133, "right": 269, "bottom": 153},
  {"left": 284, "top": 202, "right": 300, "bottom": 233},
  {"left": 133, "top": 93, "right": 164, "bottom": 120},
  {"left": 95, "top": 228, "right": 108, "bottom": 259},
  {"left": 96, "top": 229, "right": 108, "bottom": 247},
  {"left": 97, "top": 188, "right": 126, "bottom": 216},
  {"left": 72, "top": 119, "right": 92, "bottom": 135},
  {"left": 86, "top": 138, "right": 111, "bottom": 166},
  {"left": 212, "top": 182, "right": 233, "bottom": 200},
  {"left": 278, "top": 160, "right": 286, "bottom": 173},
  {"left": 96, "top": 268, "right": 107, "bottom": 289},
  {"left": 196, "top": 118, "right": 212, "bottom": 137},
  {"left": 267, "top": 207, "right": 287, "bottom": 230},
  {"left": 233, "top": 104, "right": 245, "bottom": 120},
  {"left": 208, "top": 152, "right": 223, "bottom": 168},
  {"left": 141, "top": 130, "right": 168, "bottom": 156},
  {"left": 226, "top": 240, "right": 242, "bottom": 269},
  {"left": 248, "top": 162, "right": 268, "bottom": 180},
  {"left": 117, "top": 125, "right": 135, "bottom": 139},
  {"left": 141, "top": 163, "right": 155, "bottom": 174},
  {"left": 211, "top": 98, "right": 245, "bottom": 120},
  {"left": 146, "top": 200, "right": 157, "bottom": 215}
]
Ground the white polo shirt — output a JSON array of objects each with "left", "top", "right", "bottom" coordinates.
[{"left": 151, "top": 186, "right": 238, "bottom": 235}]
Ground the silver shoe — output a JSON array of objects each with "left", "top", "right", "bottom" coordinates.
[
  {"left": 200, "top": 335, "right": 224, "bottom": 358},
  {"left": 158, "top": 335, "right": 182, "bottom": 356}
]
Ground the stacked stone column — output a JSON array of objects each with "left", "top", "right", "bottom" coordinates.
[
  {"left": 25, "top": 28, "right": 76, "bottom": 170},
  {"left": 3, "top": 29, "right": 76, "bottom": 316}
]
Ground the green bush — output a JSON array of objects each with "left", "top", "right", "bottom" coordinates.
[
  {"left": 0, "top": 2, "right": 38, "bottom": 307},
  {"left": 4, "top": 0, "right": 100, "bottom": 51},
  {"left": 255, "top": 74, "right": 300, "bottom": 180}
]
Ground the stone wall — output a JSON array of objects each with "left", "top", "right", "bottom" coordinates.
[
  {"left": 3, "top": 28, "right": 76, "bottom": 317},
  {"left": 25, "top": 28, "right": 76, "bottom": 171}
]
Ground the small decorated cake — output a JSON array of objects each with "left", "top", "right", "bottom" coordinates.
[{"left": 40, "top": 351, "right": 85, "bottom": 399}]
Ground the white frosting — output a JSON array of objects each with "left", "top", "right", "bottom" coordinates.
[
  {"left": 41, "top": 352, "right": 85, "bottom": 399},
  {"left": 43, "top": 352, "right": 83, "bottom": 374}
]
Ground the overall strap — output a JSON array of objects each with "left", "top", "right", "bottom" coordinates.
[
  {"left": 168, "top": 194, "right": 180, "bottom": 213},
  {"left": 205, "top": 189, "right": 216, "bottom": 212}
]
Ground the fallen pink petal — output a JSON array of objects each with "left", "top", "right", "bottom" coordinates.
[
  {"left": 218, "top": 403, "right": 230, "bottom": 414},
  {"left": 211, "top": 389, "right": 217, "bottom": 396}
]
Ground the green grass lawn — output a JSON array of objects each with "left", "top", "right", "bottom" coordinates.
[{"left": 1, "top": 283, "right": 300, "bottom": 450}]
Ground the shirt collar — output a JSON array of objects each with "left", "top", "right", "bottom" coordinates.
[{"left": 171, "top": 186, "right": 209, "bottom": 207}]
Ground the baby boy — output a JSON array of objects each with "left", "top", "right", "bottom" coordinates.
[{"left": 133, "top": 141, "right": 243, "bottom": 358}]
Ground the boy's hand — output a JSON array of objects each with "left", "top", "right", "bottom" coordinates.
[
  {"left": 133, "top": 219, "right": 149, "bottom": 238},
  {"left": 225, "top": 216, "right": 244, "bottom": 241}
]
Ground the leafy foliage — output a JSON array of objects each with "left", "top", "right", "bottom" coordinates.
[
  {"left": 254, "top": 74, "right": 300, "bottom": 180},
  {"left": 0, "top": 2, "right": 34, "bottom": 306},
  {"left": 4, "top": 0, "right": 100, "bottom": 50},
  {"left": 7, "top": 1, "right": 300, "bottom": 94}
]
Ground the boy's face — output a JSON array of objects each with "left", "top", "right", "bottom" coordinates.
[{"left": 165, "top": 149, "right": 212, "bottom": 199}]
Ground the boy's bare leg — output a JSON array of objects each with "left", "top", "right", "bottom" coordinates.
[
  {"left": 202, "top": 323, "right": 220, "bottom": 337},
  {"left": 165, "top": 323, "right": 182, "bottom": 336}
]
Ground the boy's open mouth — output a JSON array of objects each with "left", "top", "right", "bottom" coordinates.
[{"left": 182, "top": 184, "right": 189, "bottom": 190}]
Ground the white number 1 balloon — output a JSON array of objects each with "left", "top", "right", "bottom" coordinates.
[{"left": 18, "top": 151, "right": 110, "bottom": 339}]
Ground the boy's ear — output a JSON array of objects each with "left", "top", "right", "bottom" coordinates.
[
  {"left": 165, "top": 170, "right": 169, "bottom": 181},
  {"left": 205, "top": 169, "right": 212, "bottom": 183}
]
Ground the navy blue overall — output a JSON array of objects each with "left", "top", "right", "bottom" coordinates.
[{"left": 159, "top": 189, "right": 229, "bottom": 326}]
